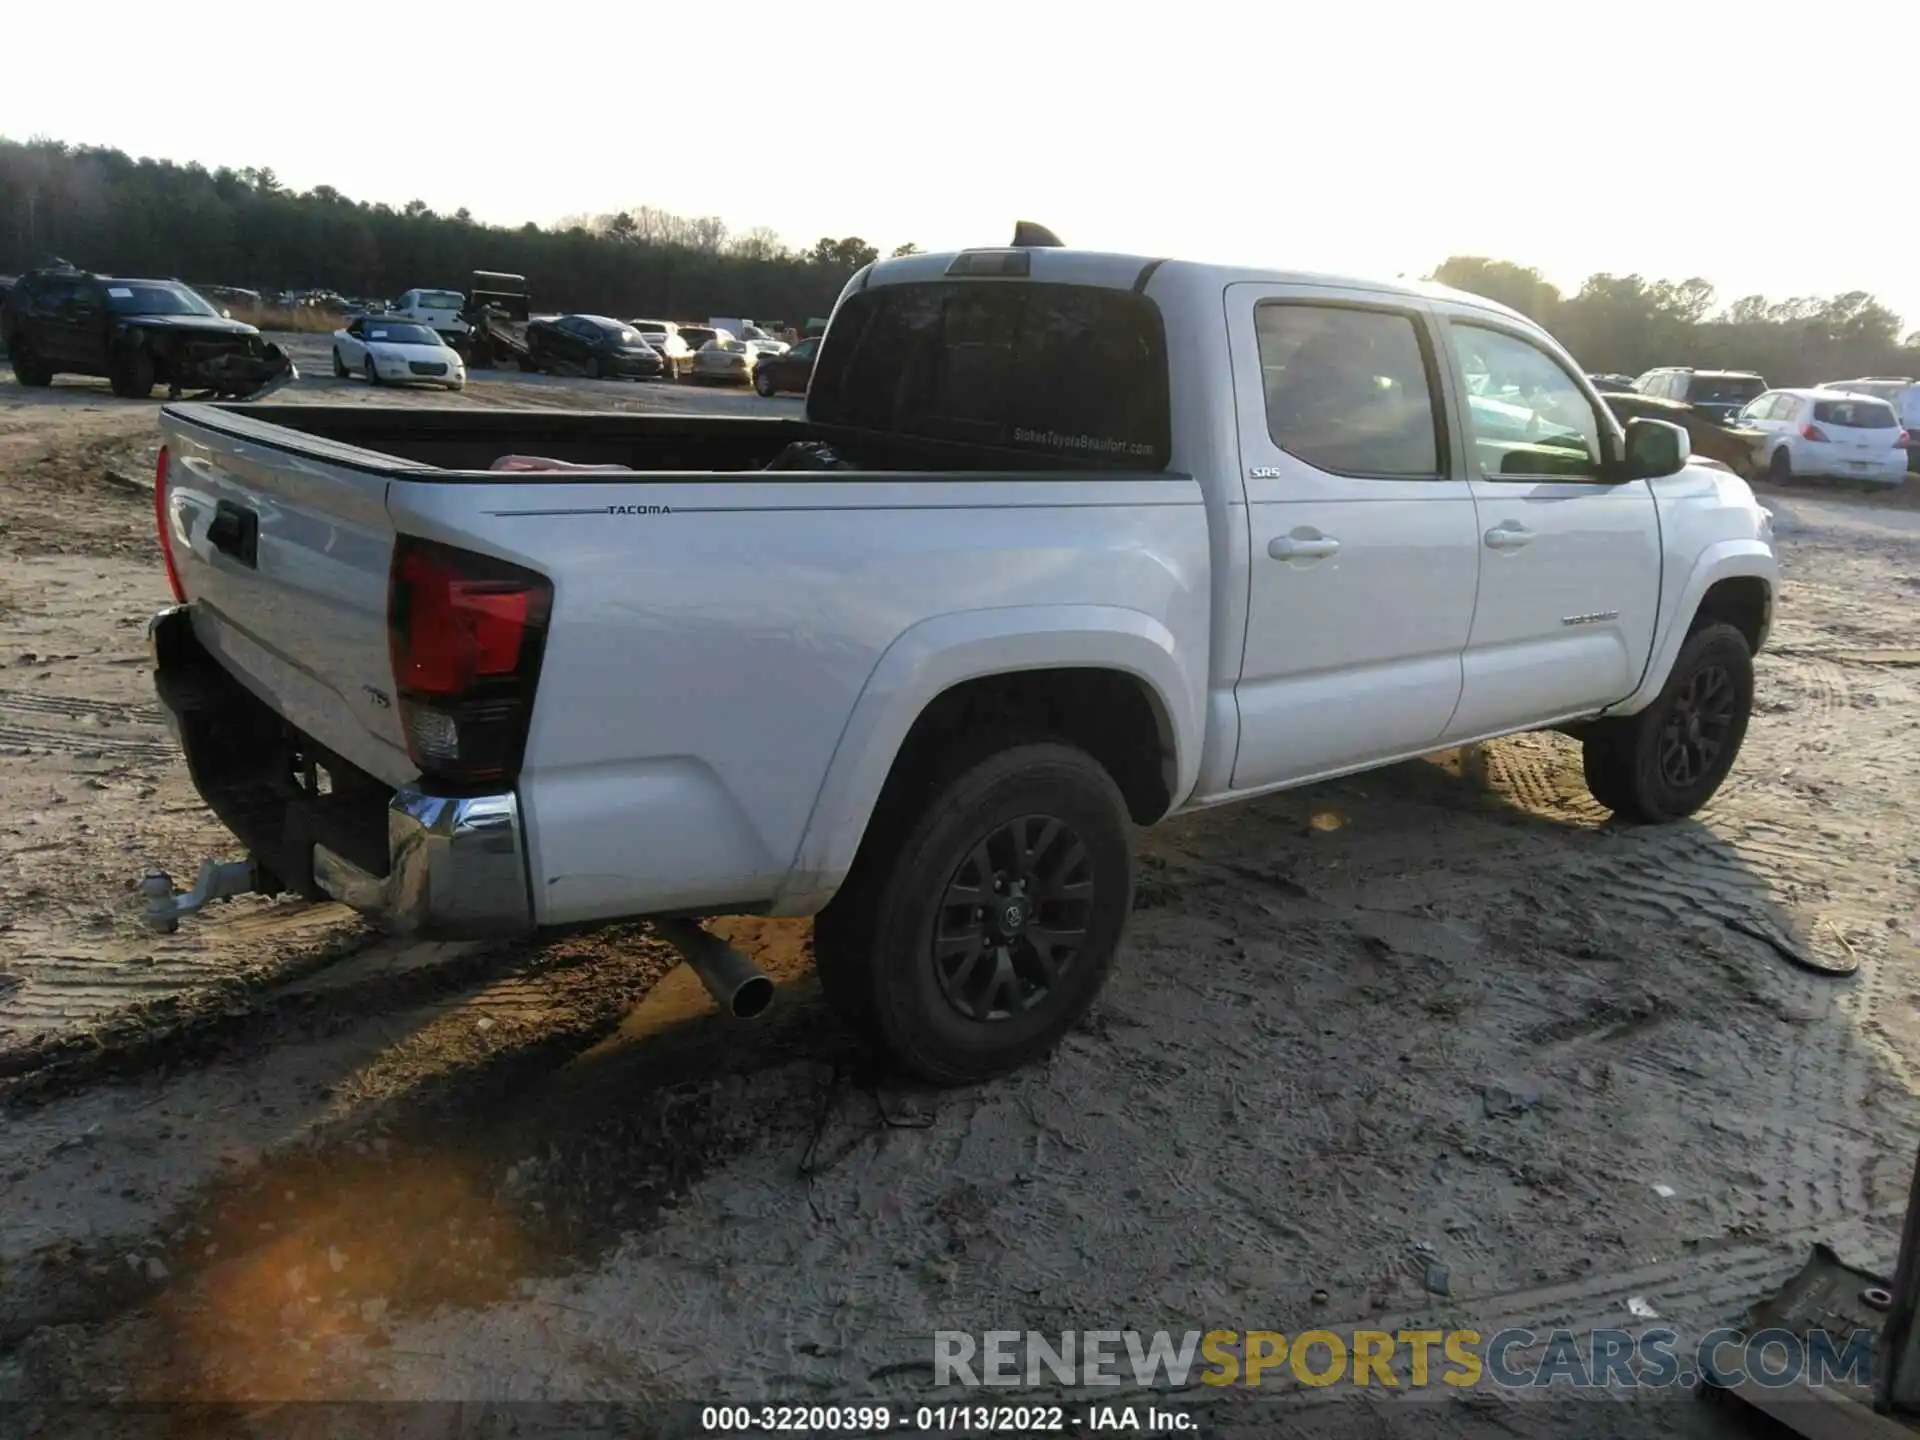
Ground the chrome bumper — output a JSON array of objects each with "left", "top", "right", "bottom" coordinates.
[
  {"left": 313, "top": 788, "right": 533, "bottom": 939},
  {"left": 149, "top": 603, "right": 534, "bottom": 940}
]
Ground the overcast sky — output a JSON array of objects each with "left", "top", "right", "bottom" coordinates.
[{"left": 6, "top": 0, "right": 1915, "bottom": 329}]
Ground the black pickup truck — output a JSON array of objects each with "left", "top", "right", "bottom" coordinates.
[{"left": 2, "top": 266, "right": 296, "bottom": 399}]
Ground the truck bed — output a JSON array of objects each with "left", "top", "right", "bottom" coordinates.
[
  {"left": 155, "top": 402, "right": 1212, "bottom": 927},
  {"left": 177, "top": 403, "right": 1159, "bottom": 477},
  {"left": 182, "top": 403, "right": 815, "bottom": 473}
]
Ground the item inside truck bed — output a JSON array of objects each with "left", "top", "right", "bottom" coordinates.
[
  {"left": 762, "top": 440, "right": 857, "bottom": 471},
  {"left": 490, "top": 455, "right": 634, "bottom": 473}
]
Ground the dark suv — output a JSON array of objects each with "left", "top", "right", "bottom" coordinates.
[
  {"left": 2, "top": 266, "right": 295, "bottom": 399},
  {"left": 1631, "top": 367, "right": 1767, "bottom": 425}
]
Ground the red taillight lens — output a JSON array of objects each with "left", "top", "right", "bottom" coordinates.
[
  {"left": 1896, "top": 430, "right": 1910, "bottom": 449},
  {"left": 388, "top": 536, "right": 552, "bottom": 789},
  {"left": 1800, "top": 424, "right": 1830, "bottom": 443},
  {"left": 155, "top": 446, "right": 186, "bottom": 603}
]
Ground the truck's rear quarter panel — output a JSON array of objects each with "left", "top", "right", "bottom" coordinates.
[{"left": 387, "top": 474, "right": 1211, "bottom": 924}]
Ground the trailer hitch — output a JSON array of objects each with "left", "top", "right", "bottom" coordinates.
[{"left": 139, "top": 859, "right": 262, "bottom": 934}]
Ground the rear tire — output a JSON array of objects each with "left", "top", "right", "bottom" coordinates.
[
  {"left": 332, "top": 348, "right": 348, "bottom": 378},
  {"left": 364, "top": 356, "right": 380, "bottom": 386},
  {"left": 813, "top": 741, "right": 1134, "bottom": 1085},
  {"left": 109, "top": 346, "right": 155, "bottom": 399},
  {"left": 10, "top": 342, "right": 54, "bottom": 388},
  {"left": 1581, "top": 621, "right": 1754, "bottom": 823}
]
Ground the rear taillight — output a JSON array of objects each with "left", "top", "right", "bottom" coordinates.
[
  {"left": 1800, "top": 424, "right": 1830, "bottom": 443},
  {"left": 1897, "top": 430, "right": 1910, "bottom": 449},
  {"left": 387, "top": 535, "right": 551, "bottom": 790},
  {"left": 155, "top": 446, "right": 186, "bottom": 603}
]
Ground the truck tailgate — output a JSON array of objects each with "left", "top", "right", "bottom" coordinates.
[{"left": 159, "top": 405, "right": 415, "bottom": 788}]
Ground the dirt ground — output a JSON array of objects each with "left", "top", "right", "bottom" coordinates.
[{"left": 1, "top": 348, "right": 1917, "bottom": 1437}]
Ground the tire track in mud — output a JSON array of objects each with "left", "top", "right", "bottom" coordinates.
[
  {"left": 0, "top": 688, "right": 172, "bottom": 763},
  {"left": 1478, "top": 736, "right": 1610, "bottom": 825},
  {"left": 1463, "top": 632, "right": 1913, "bottom": 1252},
  {"left": 0, "top": 907, "right": 367, "bottom": 1058}
]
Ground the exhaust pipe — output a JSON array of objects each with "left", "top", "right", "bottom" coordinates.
[{"left": 653, "top": 919, "right": 774, "bottom": 1020}]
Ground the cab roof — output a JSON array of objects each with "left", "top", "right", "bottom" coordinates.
[{"left": 858, "top": 246, "right": 1535, "bottom": 326}]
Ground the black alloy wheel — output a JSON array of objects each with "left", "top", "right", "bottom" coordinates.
[{"left": 931, "top": 815, "right": 1094, "bottom": 1022}]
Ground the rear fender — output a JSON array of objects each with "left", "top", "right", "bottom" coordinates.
[{"left": 768, "top": 605, "right": 1201, "bottom": 915}]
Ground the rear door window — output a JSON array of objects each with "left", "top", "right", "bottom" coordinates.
[
  {"left": 1812, "top": 398, "right": 1898, "bottom": 428},
  {"left": 1254, "top": 303, "right": 1442, "bottom": 478},
  {"left": 808, "top": 281, "right": 1169, "bottom": 468},
  {"left": 1690, "top": 374, "right": 1766, "bottom": 405},
  {"left": 32, "top": 277, "right": 82, "bottom": 314}
]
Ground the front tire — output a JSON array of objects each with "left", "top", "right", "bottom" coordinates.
[
  {"left": 1768, "top": 446, "right": 1793, "bottom": 484},
  {"left": 364, "top": 357, "right": 381, "bottom": 386},
  {"left": 109, "top": 347, "right": 155, "bottom": 399},
  {"left": 754, "top": 369, "right": 776, "bottom": 397},
  {"left": 813, "top": 742, "right": 1134, "bottom": 1085},
  {"left": 586, "top": 356, "right": 603, "bottom": 380},
  {"left": 1582, "top": 622, "right": 1754, "bottom": 823},
  {"left": 8, "top": 342, "right": 53, "bottom": 388},
  {"left": 332, "top": 348, "right": 349, "bottom": 379}
]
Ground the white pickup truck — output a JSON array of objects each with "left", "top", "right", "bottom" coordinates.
[{"left": 144, "top": 238, "right": 1777, "bottom": 1083}]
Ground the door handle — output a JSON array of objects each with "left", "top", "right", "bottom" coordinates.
[
  {"left": 207, "top": 500, "right": 259, "bottom": 568},
  {"left": 1484, "top": 524, "right": 1535, "bottom": 550},
  {"left": 1268, "top": 534, "right": 1341, "bottom": 559}
]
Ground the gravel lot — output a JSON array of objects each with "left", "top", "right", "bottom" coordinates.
[{"left": 0, "top": 348, "right": 1916, "bottom": 1436}]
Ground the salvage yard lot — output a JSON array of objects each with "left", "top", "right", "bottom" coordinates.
[{"left": 1, "top": 350, "right": 1917, "bottom": 1434}]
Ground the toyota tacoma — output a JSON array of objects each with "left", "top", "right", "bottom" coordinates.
[{"left": 139, "top": 233, "right": 1776, "bottom": 1083}]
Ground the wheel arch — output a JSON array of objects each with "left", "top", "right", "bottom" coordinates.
[
  {"left": 1612, "top": 543, "right": 1775, "bottom": 715},
  {"left": 768, "top": 606, "right": 1202, "bottom": 916}
]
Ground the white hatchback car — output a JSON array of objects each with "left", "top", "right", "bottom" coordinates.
[
  {"left": 1732, "top": 387, "right": 1908, "bottom": 486},
  {"left": 331, "top": 317, "right": 467, "bottom": 390}
]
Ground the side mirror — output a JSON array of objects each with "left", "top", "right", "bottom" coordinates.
[{"left": 1622, "top": 417, "right": 1690, "bottom": 479}]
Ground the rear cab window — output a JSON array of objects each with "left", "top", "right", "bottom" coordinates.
[{"left": 807, "top": 281, "right": 1170, "bottom": 469}]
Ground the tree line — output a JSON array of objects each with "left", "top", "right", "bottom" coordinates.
[
  {"left": 1430, "top": 257, "right": 1920, "bottom": 388},
  {"left": 4, "top": 136, "right": 1917, "bottom": 384},
  {"left": 0, "top": 138, "right": 907, "bottom": 325}
]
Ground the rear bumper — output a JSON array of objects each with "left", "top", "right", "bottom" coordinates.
[
  {"left": 149, "top": 604, "right": 533, "bottom": 939},
  {"left": 1792, "top": 449, "right": 1908, "bottom": 483},
  {"left": 607, "top": 352, "right": 665, "bottom": 377}
]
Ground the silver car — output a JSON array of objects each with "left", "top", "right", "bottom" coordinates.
[
  {"left": 692, "top": 338, "right": 757, "bottom": 386},
  {"left": 629, "top": 319, "right": 695, "bottom": 380}
]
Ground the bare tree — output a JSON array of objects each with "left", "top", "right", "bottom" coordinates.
[{"left": 731, "top": 225, "right": 788, "bottom": 261}]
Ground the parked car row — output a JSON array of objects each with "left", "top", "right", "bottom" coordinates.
[
  {"left": 1731, "top": 387, "right": 1911, "bottom": 486},
  {"left": 1584, "top": 364, "right": 1917, "bottom": 484},
  {"left": 491, "top": 312, "right": 819, "bottom": 392}
]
